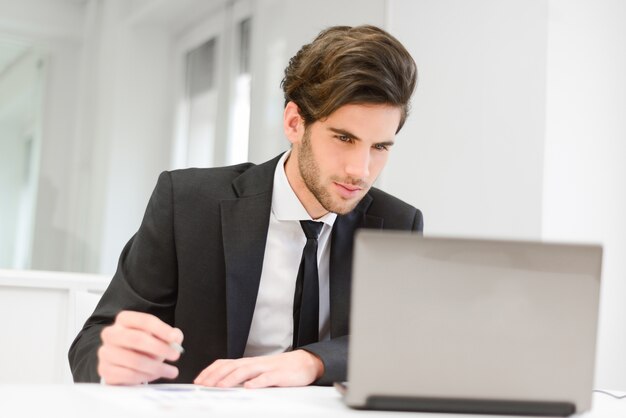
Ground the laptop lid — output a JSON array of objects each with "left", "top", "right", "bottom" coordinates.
[{"left": 345, "top": 231, "right": 602, "bottom": 416}]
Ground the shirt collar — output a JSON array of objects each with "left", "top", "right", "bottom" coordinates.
[{"left": 272, "top": 150, "right": 337, "bottom": 227}]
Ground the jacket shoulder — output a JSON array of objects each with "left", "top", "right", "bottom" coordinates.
[
  {"left": 165, "top": 162, "right": 256, "bottom": 197},
  {"left": 367, "top": 187, "right": 424, "bottom": 231},
  {"left": 169, "top": 162, "right": 255, "bottom": 185}
]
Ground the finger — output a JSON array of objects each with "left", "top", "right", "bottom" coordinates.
[
  {"left": 115, "top": 311, "right": 184, "bottom": 344},
  {"left": 98, "top": 363, "right": 152, "bottom": 386},
  {"left": 215, "top": 363, "right": 266, "bottom": 388},
  {"left": 99, "top": 345, "right": 178, "bottom": 380},
  {"left": 194, "top": 359, "right": 233, "bottom": 384},
  {"left": 244, "top": 372, "right": 277, "bottom": 389},
  {"left": 195, "top": 360, "right": 239, "bottom": 386},
  {"left": 102, "top": 326, "right": 180, "bottom": 362},
  {"left": 194, "top": 359, "right": 241, "bottom": 387}
]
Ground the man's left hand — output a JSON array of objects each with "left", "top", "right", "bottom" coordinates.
[{"left": 193, "top": 349, "right": 324, "bottom": 388}]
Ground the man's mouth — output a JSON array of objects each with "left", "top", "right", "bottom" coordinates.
[{"left": 334, "top": 182, "right": 364, "bottom": 198}]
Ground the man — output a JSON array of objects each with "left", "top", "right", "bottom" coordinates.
[{"left": 69, "top": 25, "right": 422, "bottom": 388}]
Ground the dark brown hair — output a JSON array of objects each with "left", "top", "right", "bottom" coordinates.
[{"left": 281, "top": 25, "right": 417, "bottom": 132}]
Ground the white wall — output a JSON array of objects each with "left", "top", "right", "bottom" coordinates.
[
  {"left": 543, "top": 0, "right": 626, "bottom": 390},
  {"left": 0, "top": 0, "right": 83, "bottom": 41},
  {"left": 87, "top": 1, "right": 175, "bottom": 274},
  {"left": 383, "top": 0, "right": 548, "bottom": 240}
]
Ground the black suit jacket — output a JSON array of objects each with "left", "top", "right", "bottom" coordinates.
[{"left": 69, "top": 154, "right": 423, "bottom": 385}]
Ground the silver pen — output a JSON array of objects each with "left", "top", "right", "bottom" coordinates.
[{"left": 170, "top": 341, "right": 185, "bottom": 354}]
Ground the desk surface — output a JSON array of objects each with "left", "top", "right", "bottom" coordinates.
[{"left": 1, "top": 384, "right": 625, "bottom": 418}]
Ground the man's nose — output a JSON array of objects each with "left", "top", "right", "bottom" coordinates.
[{"left": 344, "top": 147, "right": 370, "bottom": 179}]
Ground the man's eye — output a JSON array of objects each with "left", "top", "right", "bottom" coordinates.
[
  {"left": 374, "top": 144, "right": 389, "bottom": 151},
  {"left": 336, "top": 135, "right": 351, "bottom": 142}
]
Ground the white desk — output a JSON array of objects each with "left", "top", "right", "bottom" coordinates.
[{"left": 1, "top": 384, "right": 625, "bottom": 418}]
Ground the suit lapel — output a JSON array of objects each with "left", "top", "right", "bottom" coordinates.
[
  {"left": 328, "top": 195, "right": 383, "bottom": 337},
  {"left": 221, "top": 155, "right": 282, "bottom": 358}
]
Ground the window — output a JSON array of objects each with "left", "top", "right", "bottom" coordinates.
[
  {"left": 172, "top": 1, "right": 253, "bottom": 170},
  {"left": 227, "top": 17, "right": 252, "bottom": 165},
  {"left": 0, "top": 39, "right": 45, "bottom": 269},
  {"left": 184, "top": 38, "right": 218, "bottom": 168}
]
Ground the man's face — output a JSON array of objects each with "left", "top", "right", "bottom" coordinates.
[{"left": 288, "top": 103, "right": 402, "bottom": 216}]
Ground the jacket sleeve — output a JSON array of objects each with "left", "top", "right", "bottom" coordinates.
[
  {"left": 412, "top": 208, "right": 424, "bottom": 233},
  {"left": 301, "top": 336, "right": 348, "bottom": 385},
  {"left": 68, "top": 172, "right": 179, "bottom": 382}
]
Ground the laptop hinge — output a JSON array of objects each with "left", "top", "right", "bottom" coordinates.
[{"left": 365, "top": 395, "right": 576, "bottom": 416}]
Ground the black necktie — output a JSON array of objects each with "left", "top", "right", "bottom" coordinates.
[{"left": 293, "top": 220, "right": 324, "bottom": 348}]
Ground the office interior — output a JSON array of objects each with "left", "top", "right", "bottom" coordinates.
[{"left": 0, "top": 0, "right": 625, "bottom": 393}]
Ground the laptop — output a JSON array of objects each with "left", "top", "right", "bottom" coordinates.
[{"left": 340, "top": 230, "right": 602, "bottom": 416}]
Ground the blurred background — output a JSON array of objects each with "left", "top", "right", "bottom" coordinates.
[{"left": 0, "top": 0, "right": 625, "bottom": 389}]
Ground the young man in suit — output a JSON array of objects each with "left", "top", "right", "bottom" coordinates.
[{"left": 69, "top": 25, "right": 422, "bottom": 388}]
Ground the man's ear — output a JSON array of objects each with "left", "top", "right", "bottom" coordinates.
[{"left": 283, "top": 101, "right": 304, "bottom": 145}]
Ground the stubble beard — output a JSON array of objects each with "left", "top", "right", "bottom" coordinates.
[{"left": 298, "top": 130, "right": 366, "bottom": 215}]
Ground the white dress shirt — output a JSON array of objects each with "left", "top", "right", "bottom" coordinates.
[{"left": 243, "top": 151, "right": 337, "bottom": 357}]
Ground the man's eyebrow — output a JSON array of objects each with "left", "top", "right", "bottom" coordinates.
[
  {"left": 328, "top": 127, "right": 396, "bottom": 146},
  {"left": 376, "top": 140, "right": 396, "bottom": 148},
  {"left": 328, "top": 127, "right": 360, "bottom": 140}
]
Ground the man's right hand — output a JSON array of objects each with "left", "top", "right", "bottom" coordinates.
[{"left": 98, "top": 311, "right": 184, "bottom": 385}]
